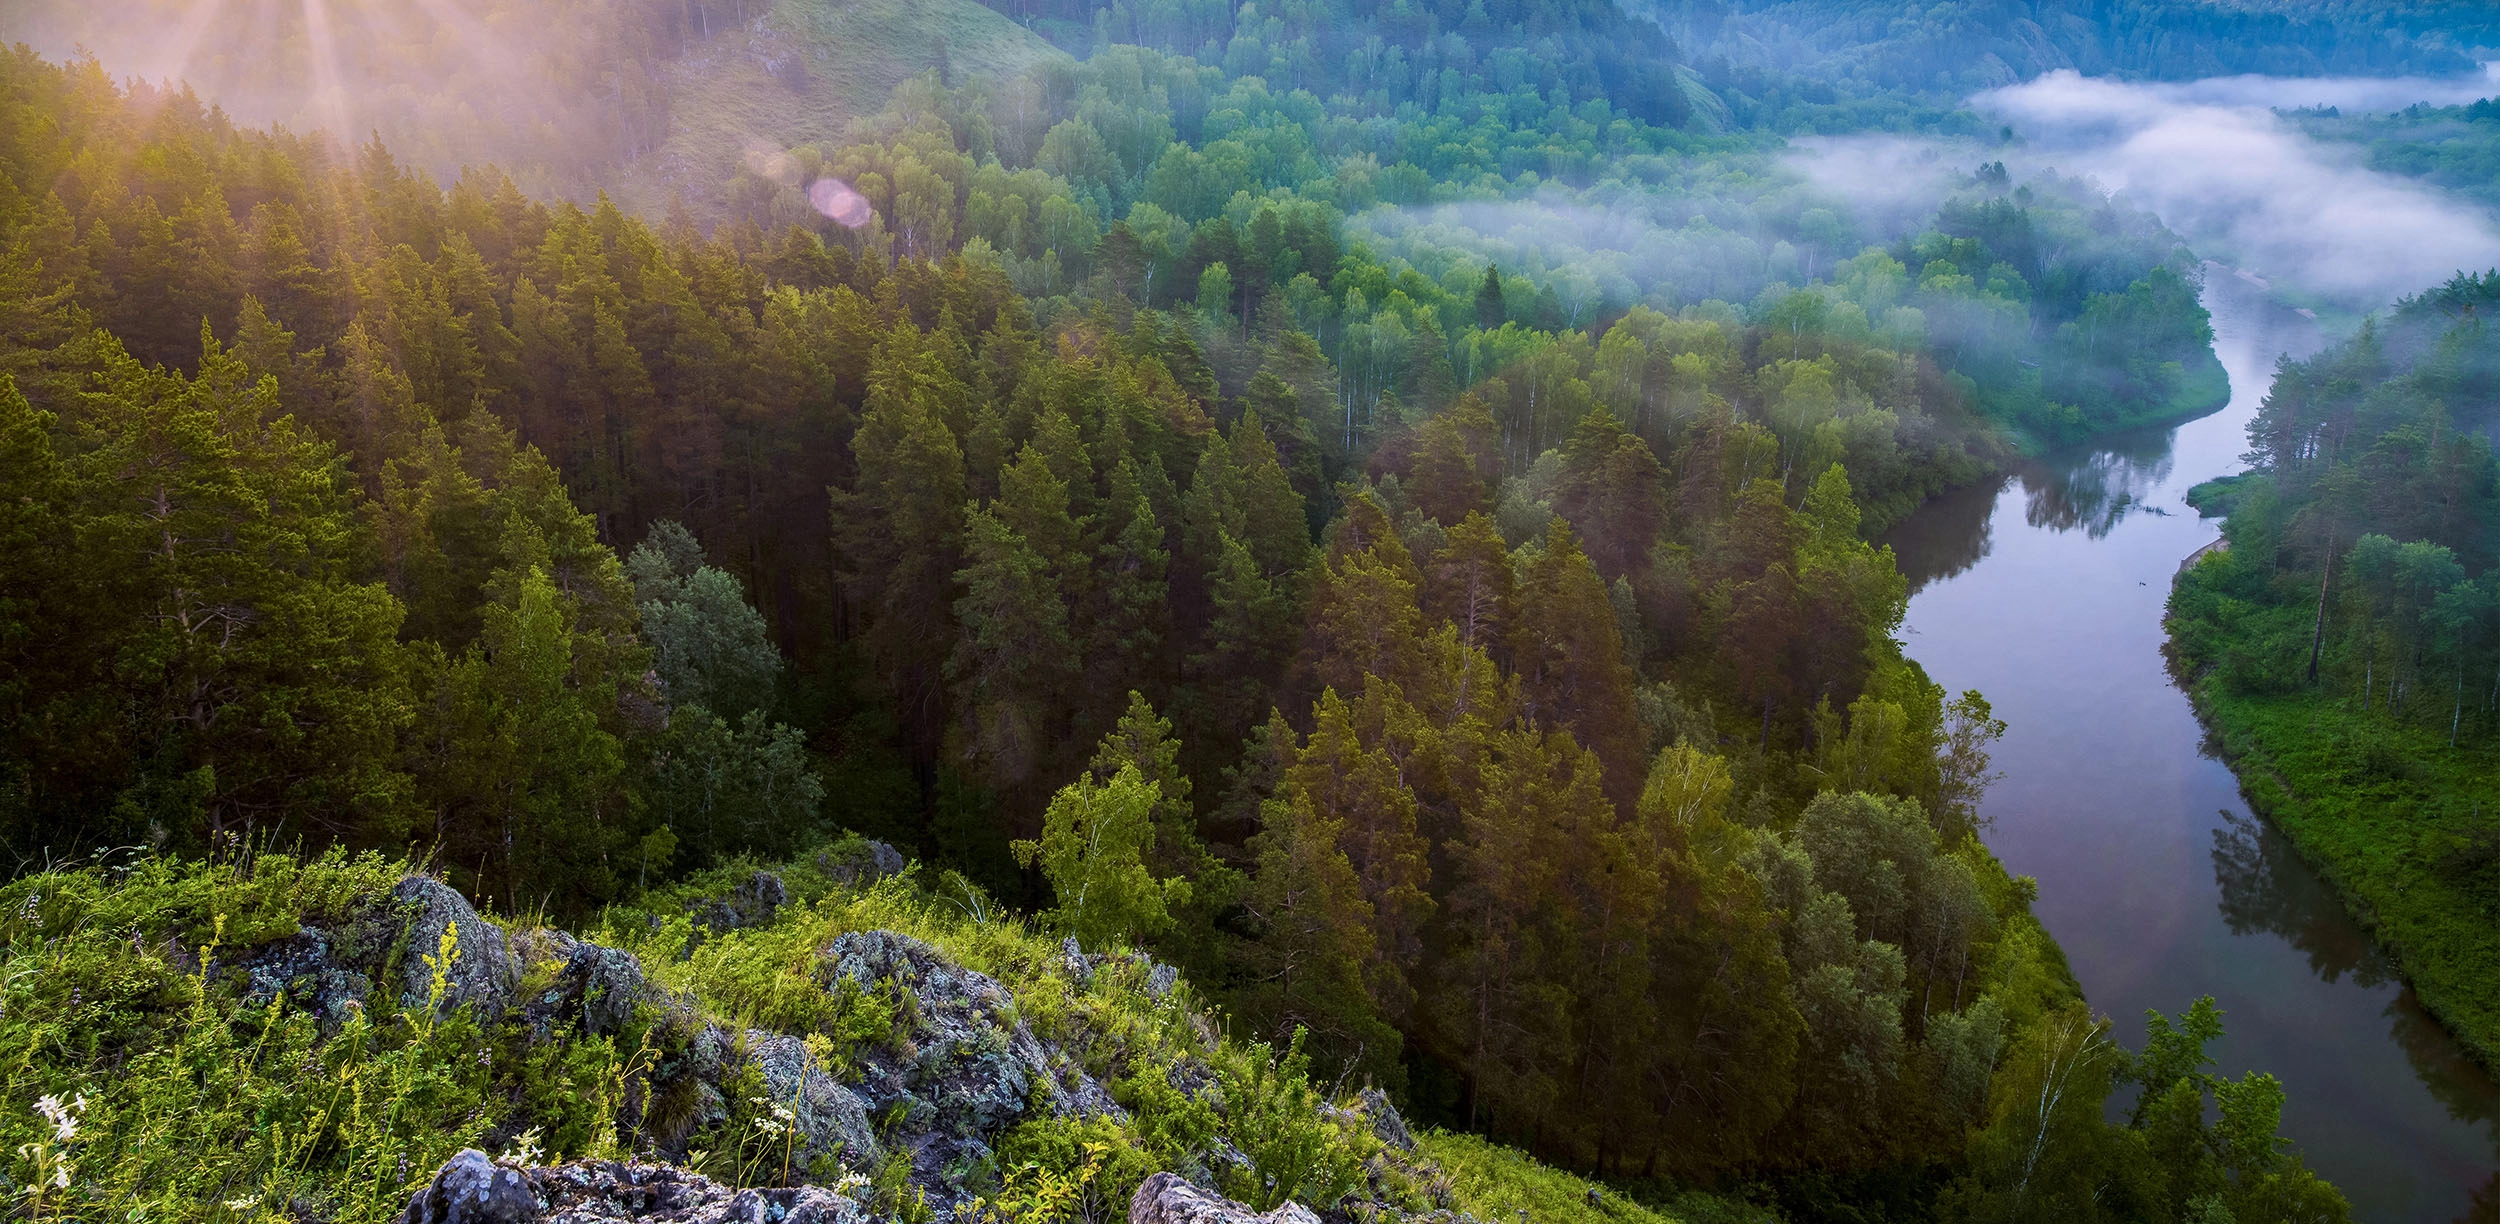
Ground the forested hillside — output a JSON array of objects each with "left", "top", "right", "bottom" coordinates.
[
  {"left": 1646, "top": 0, "right": 2488, "bottom": 98},
  {"left": 2171, "top": 270, "right": 2500, "bottom": 1072},
  {"left": 0, "top": 31, "right": 2350, "bottom": 1221}
]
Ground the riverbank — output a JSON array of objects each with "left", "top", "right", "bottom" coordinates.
[
  {"left": 2001, "top": 348, "right": 2235, "bottom": 457},
  {"left": 2169, "top": 597, "right": 2500, "bottom": 1073}
]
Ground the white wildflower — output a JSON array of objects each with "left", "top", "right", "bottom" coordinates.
[{"left": 33, "top": 1092, "right": 82, "bottom": 1142}]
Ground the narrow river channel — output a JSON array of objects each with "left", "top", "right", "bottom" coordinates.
[{"left": 1883, "top": 267, "right": 2500, "bottom": 1222}]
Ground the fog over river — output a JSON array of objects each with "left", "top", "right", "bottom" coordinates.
[{"left": 1872, "top": 69, "right": 2500, "bottom": 1221}]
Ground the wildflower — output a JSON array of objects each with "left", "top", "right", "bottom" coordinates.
[
  {"left": 500, "top": 1128, "right": 546, "bottom": 1166},
  {"left": 224, "top": 1194, "right": 261, "bottom": 1211},
  {"left": 32, "top": 1093, "right": 82, "bottom": 1142}
]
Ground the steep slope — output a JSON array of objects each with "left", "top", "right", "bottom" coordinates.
[
  {"left": 627, "top": 0, "right": 1067, "bottom": 217},
  {"left": 0, "top": 845, "right": 1695, "bottom": 1224}
]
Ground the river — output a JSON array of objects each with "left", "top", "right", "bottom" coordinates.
[{"left": 1882, "top": 266, "right": 2500, "bottom": 1222}]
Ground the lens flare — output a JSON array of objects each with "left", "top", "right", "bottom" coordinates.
[{"left": 808, "top": 178, "right": 873, "bottom": 228}]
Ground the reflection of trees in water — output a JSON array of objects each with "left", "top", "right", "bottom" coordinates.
[
  {"left": 2211, "top": 808, "right": 2396, "bottom": 988},
  {"left": 2461, "top": 1172, "right": 2500, "bottom": 1224},
  {"left": 1881, "top": 474, "right": 2003, "bottom": 592},
  {"left": 2019, "top": 427, "right": 2181, "bottom": 539},
  {"left": 2211, "top": 808, "right": 2500, "bottom": 1168}
]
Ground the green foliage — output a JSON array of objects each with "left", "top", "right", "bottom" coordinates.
[
  {"left": 0, "top": 852, "right": 536, "bottom": 1222},
  {"left": 2171, "top": 272, "right": 2500, "bottom": 1069},
  {"left": 1014, "top": 766, "right": 1192, "bottom": 948}
]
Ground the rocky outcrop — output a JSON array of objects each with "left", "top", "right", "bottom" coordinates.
[
  {"left": 398, "top": 1151, "right": 871, "bottom": 1224},
  {"left": 1128, "top": 1172, "right": 1322, "bottom": 1224},
  {"left": 395, "top": 875, "right": 523, "bottom": 1019},
  {"left": 233, "top": 873, "right": 522, "bottom": 1026},
  {"left": 819, "top": 840, "right": 907, "bottom": 888},
  {"left": 815, "top": 930, "right": 1125, "bottom": 1202},
  {"left": 1355, "top": 1087, "right": 1416, "bottom": 1154}
]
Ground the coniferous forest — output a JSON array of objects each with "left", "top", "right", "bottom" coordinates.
[{"left": 2, "top": 2, "right": 2499, "bottom": 1222}]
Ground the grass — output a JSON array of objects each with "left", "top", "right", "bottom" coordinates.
[
  {"left": 1419, "top": 1129, "right": 1788, "bottom": 1224},
  {"left": 2184, "top": 680, "right": 2500, "bottom": 1069},
  {"left": 0, "top": 842, "right": 1647, "bottom": 1222},
  {"left": 626, "top": 0, "right": 1066, "bottom": 217}
]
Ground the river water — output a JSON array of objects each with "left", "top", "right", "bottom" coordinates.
[{"left": 1882, "top": 267, "right": 2500, "bottom": 1221}]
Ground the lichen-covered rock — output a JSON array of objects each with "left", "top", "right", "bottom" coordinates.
[
  {"left": 1355, "top": 1087, "right": 1415, "bottom": 1153},
  {"left": 747, "top": 1029, "right": 883, "bottom": 1171},
  {"left": 567, "top": 943, "right": 651, "bottom": 1036},
  {"left": 818, "top": 840, "right": 908, "bottom": 887},
  {"left": 400, "top": 1151, "right": 873, "bottom": 1223},
  {"left": 816, "top": 930, "right": 1123, "bottom": 1206},
  {"left": 400, "top": 1149, "right": 539, "bottom": 1224},
  {"left": 395, "top": 876, "right": 521, "bottom": 1020},
  {"left": 688, "top": 871, "right": 787, "bottom": 933},
  {"left": 234, "top": 926, "right": 374, "bottom": 1026},
  {"left": 1128, "top": 1172, "right": 1321, "bottom": 1224},
  {"left": 534, "top": 1159, "right": 868, "bottom": 1223}
]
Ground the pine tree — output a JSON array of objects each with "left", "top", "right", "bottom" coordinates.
[
  {"left": 1242, "top": 732, "right": 1401, "bottom": 1076},
  {"left": 1476, "top": 264, "right": 1508, "bottom": 333},
  {"left": 1424, "top": 511, "right": 1517, "bottom": 659},
  {"left": 1290, "top": 688, "right": 1434, "bottom": 1019},
  {"left": 948, "top": 506, "right": 1075, "bottom": 786},
  {"left": 1554, "top": 406, "right": 1669, "bottom": 581},
  {"left": 1511, "top": 519, "right": 1645, "bottom": 801},
  {"left": 833, "top": 345, "right": 969, "bottom": 754}
]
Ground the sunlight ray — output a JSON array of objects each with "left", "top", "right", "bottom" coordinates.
[
  {"left": 146, "top": 0, "right": 229, "bottom": 94},
  {"left": 297, "top": 0, "right": 356, "bottom": 152}
]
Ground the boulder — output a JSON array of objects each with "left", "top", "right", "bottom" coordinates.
[
  {"left": 1356, "top": 1087, "right": 1416, "bottom": 1153},
  {"left": 819, "top": 840, "right": 908, "bottom": 887},
  {"left": 400, "top": 1149, "right": 539, "bottom": 1224},
  {"left": 234, "top": 926, "right": 374, "bottom": 1026},
  {"left": 1128, "top": 1172, "right": 1321, "bottom": 1224},
  {"left": 746, "top": 1029, "right": 882, "bottom": 1171},
  {"left": 565, "top": 943, "right": 650, "bottom": 1036},
  {"left": 688, "top": 871, "right": 788, "bottom": 933},
  {"left": 395, "top": 876, "right": 521, "bottom": 1020}
]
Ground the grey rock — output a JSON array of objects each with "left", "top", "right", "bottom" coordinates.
[
  {"left": 1146, "top": 961, "right": 1180, "bottom": 1001},
  {"left": 400, "top": 1149, "right": 539, "bottom": 1224},
  {"left": 234, "top": 926, "right": 373, "bottom": 1026},
  {"left": 746, "top": 1029, "right": 882, "bottom": 1171},
  {"left": 689, "top": 871, "right": 788, "bottom": 933},
  {"left": 566, "top": 944, "right": 650, "bottom": 1036},
  {"left": 1356, "top": 1087, "right": 1416, "bottom": 1153},
  {"left": 817, "top": 840, "right": 906, "bottom": 888},
  {"left": 1062, "top": 936, "right": 1092, "bottom": 981},
  {"left": 816, "top": 930, "right": 1123, "bottom": 1206},
  {"left": 406, "top": 1153, "right": 871, "bottom": 1223},
  {"left": 1128, "top": 1172, "right": 1321, "bottom": 1224},
  {"left": 395, "top": 876, "right": 521, "bottom": 1020}
]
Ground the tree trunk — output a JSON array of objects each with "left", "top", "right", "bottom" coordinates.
[{"left": 2307, "top": 539, "right": 2335, "bottom": 683}]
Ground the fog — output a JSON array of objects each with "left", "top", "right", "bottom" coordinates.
[{"left": 1973, "top": 69, "right": 2500, "bottom": 309}]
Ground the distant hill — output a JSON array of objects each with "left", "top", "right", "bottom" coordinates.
[
  {"left": 1639, "top": 0, "right": 2487, "bottom": 96},
  {"left": 0, "top": 0, "right": 1064, "bottom": 217}
]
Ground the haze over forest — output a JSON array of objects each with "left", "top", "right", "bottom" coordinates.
[{"left": 3, "top": 2, "right": 2500, "bottom": 1223}]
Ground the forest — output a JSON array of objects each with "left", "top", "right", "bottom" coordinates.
[
  {"left": 2171, "top": 269, "right": 2500, "bottom": 1080},
  {"left": 0, "top": 0, "right": 2403, "bottom": 1218}
]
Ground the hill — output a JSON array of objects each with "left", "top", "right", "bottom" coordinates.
[{"left": 0, "top": 0, "right": 1064, "bottom": 218}]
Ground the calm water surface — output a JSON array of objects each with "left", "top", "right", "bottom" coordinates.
[{"left": 1884, "top": 267, "right": 2500, "bottom": 1222}]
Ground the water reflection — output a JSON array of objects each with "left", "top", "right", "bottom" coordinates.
[
  {"left": 2210, "top": 805, "right": 2500, "bottom": 1168},
  {"left": 2019, "top": 425, "right": 2186, "bottom": 538},
  {"left": 2210, "top": 807, "right": 2399, "bottom": 989},
  {"left": 1889, "top": 473, "right": 2003, "bottom": 590}
]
